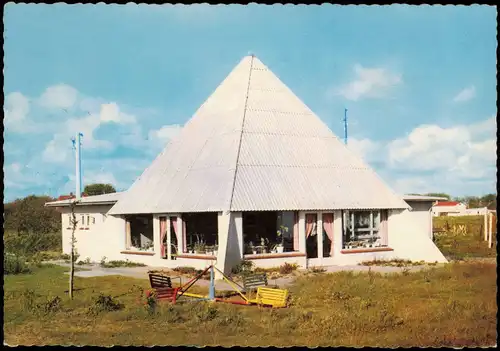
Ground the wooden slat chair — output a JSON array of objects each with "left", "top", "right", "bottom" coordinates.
[
  {"left": 148, "top": 273, "right": 173, "bottom": 289},
  {"left": 155, "top": 286, "right": 180, "bottom": 303},
  {"left": 248, "top": 287, "right": 289, "bottom": 308},
  {"left": 148, "top": 273, "right": 179, "bottom": 304},
  {"left": 242, "top": 273, "right": 268, "bottom": 295}
]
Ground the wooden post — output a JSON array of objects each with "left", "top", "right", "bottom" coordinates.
[
  {"left": 166, "top": 217, "right": 172, "bottom": 260},
  {"left": 125, "top": 219, "right": 131, "bottom": 249},
  {"left": 484, "top": 214, "right": 488, "bottom": 241},
  {"left": 488, "top": 212, "right": 493, "bottom": 248}
]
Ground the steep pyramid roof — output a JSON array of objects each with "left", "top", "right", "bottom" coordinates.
[{"left": 109, "top": 56, "right": 408, "bottom": 215}]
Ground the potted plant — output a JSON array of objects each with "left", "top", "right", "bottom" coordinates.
[
  {"left": 249, "top": 241, "right": 257, "bottom": 255},
  {"left": 275, "top": 225, "right": 288, "bottom": 253},
  {"left": 261, "top": 237, "right": 270, "bottom": 254}
]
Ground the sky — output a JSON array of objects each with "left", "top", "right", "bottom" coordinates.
[{"left": 4, "top": 4, "right": 497, "bottom": 202}]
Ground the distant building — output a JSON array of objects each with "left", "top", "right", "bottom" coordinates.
[{"left": 432, "top": 201, "right": 489, "bottom": 217}]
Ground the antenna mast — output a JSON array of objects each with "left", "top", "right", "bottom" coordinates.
[{"left": 343, "top": 108, "right": 348, "bottom": 145}]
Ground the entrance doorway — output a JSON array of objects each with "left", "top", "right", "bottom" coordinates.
[{"left": 305, "top": 213, "right": 318, "bottom": 258}]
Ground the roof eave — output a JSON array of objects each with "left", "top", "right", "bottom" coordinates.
[{"left": 45, "top": 201, "right": 118, "bottom": 208}]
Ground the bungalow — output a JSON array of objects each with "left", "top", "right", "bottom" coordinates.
[{"left": 45, "top": 55, "right": 447, "bottom": 277}]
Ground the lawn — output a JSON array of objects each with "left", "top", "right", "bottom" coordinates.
[
  {"left": 3, "top": 262, "right": 497, "bottom": 347},
  {"left": 433, "top": 215, "right": 497, "bottom": 260}
]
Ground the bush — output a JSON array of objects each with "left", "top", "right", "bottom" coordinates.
[
  {"left": 88, "top": 294, "right": 124, "bottom": 315},
  {"left": 279, "top": 262, "right": 298, "bottom": 275},
  {"left": 4, "top": 253, "right": 31, "bottom": 275},
  {"left": 100, "top": 259, "right": 146, "bottom": 268},
  {"left": 19, "top": 290, "right": 62, "bottom": 316},
  {"left": 4, "top": 231, "right": 62, "bottom": 256},
  {"left": 310, "top": 266, "right": 326, "bottom": 273},
  {"left": 173, "top": 266, "right": 197, "bottom": 275},
  {"left": 231, "top": 260, "right": 255, "bottom": 276}
]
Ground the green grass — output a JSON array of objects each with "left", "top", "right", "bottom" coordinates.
[
  {"left": 3, "top": 262, "right": 496, "bottom": 347},
  {"left": 433, "top": 215, "right": 497, "bottom": 260}
]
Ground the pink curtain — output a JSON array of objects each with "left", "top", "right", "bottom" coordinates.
[
  {"left": 380, "top": 210, "right": 388, "bottom": 246},
  {"left": 305, "top": 214, "right": 315, "bottom": 238},
  {"left": 159, "top": 217, "right": 167, "bottom": 257},
  {"left": 171, "top": 217, "right": 181, "bottom": 252},
  {"left": 322, "top": 213, "right": 334, "bottom": 257},
  {"left": 293, "top": 212, "right": 299, "bottom": 251},
  {"left": 182, "top": 219, "right": 187, "bottom": 253}
]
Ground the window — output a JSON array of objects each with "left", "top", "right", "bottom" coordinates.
[
  {"left": 125, "top": 215, "right": 154, "bottom": 251},
  {"left": 92, "top": 217, "right": 96, "bottom": 225},
  {"left": 87, "top": 215, "right": 90, "bottom": 226},
  {"left": 342, "top": 210, "right": 386, "bottom": 249},
  {"left": 81, "top": 215, "right": 85, "bottom": 226},
  {"left": 242, "top": 211, "right": 299, "bottom": 255},
  {"left": 182, "top": 213, "right": 218, "bottom": 254}
]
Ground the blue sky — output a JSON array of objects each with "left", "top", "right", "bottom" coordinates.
[{"left": 4, "top": 4, "right": 497, "bottom": 202}]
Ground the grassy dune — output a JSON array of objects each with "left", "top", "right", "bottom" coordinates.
[{"left": 3, "top": 262, "right": 497, "bottom": 347}]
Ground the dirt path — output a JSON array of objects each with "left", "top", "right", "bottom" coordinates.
[{"left": 49, "top": 260, "right": 442, "bottom": 291}]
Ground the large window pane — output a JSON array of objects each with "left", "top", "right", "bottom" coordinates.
[{"left": 342, "top": 210, "right": 385, "bottom": 249}]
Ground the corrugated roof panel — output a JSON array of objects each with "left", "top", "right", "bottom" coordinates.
[
  {"left": 109, "top": 56, "right": 251, "bottom": 215},
  {"left": 238, "top": 133, "right": 367, "bottom": 169},
  {"left": 231, "top": 166, "right": 407, "bottom": 211},
  {"left": 110, "top": 55, "right": 408, "bottom": 215}
]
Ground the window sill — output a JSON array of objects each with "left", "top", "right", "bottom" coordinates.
[
  {"left": 175, "top": 254, "right": 217, "bottom": 260},
  {"left": 341, "top": 247, "right": 394, "bottom": 254},
  {"left": 121, "top": 250, "right": 155, "bottom": 256},
  {"left": 244, "top": 252, "right": 305, "bottom": 260}
]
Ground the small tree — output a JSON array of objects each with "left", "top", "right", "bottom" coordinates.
[
  {"left": 68, "top": 200, "right": 79, "bottom": 300},
  {"left": 84, "top": 183, "right": 116, "bottom": 196}
]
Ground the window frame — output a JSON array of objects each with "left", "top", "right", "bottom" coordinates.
[{"left": 342, "top": 210, "right": 384, "bottom": 249}]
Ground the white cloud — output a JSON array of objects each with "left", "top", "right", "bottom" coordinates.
[
  {"left": 387, "top": 118, "right": 496, "bottom": 178},
  {"left": 344, "top": 117, "right": 496, "bottom": 197},
  {"left": 38, "top": 84, "right": 78, "bottom": 109},
  {"left": 4, "top": 92, "right": 31, "bottom": 132},
  {"left": 148, "top": 124, "right": 183, "bottom": 146},
  {"left": 334, "top": 64, "right": 402, "bottom": 101},
  {"left": 42, "top": 138, "right": 70, "bottom": 163},
  {"left": 453, "top": 85, "right": 476, "bottom": 103},
  {"left": 83, "top": 171, "right": 119, "bottom": 187},
  {"left": 347, "top": 137, "right": 384, "bottom": 163},
  {"left": 100, "top": 102, "right": 136, "bottom": 124}
]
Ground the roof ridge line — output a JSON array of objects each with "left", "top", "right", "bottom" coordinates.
[{"left": 228, "top": 56, "right": 255, "bottom": 212}]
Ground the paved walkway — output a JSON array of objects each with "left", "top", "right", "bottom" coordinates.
[{"left": 50, "top": 260, "right": 436, "bottom": 291}]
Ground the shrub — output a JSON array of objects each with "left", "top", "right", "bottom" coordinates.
[
  {"left": 88, "top": 294, "right": 124, "bottom": 315},
  {"left": 231, "top": 260, "right": 255, "bottom": 276},
  {"left": 310, "top": 266, "right": 326, "bottom": 273},
  {"left": 101, "top": 259, "right": 146, "bottom": 268},
  {"left": 194, "top": 303, "right": 219, "bottom": 322},
  {"left": 38, "top": 296, "right": 62, "bottom": 315},
  {"left": 279, "top": 262, "right": 298, "bottom": 275},
  {"left": 19, "top": 290, "right": 62, "bottom": 316},
  {"left": 4, "top": 231, "right": 61, "bottom": 256},
  {"left": 173, "top": 266, "right": 197, "bottom": 275},
  {"left": 4, "top": 253, "right": 31, "bottom": 275}
]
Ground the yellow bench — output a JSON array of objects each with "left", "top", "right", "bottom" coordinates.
[{"left": 248, "top": 287, "right": 289, "bottom": 308}]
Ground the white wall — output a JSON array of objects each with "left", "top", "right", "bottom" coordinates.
[
  {"left": 59, "top": 203, "right": 447, "bottom": 273},
  {"left": 59, "top": 207, "right": 220, "bottom": 269},
  {"left": 432, "top": 203, "right": 466, "bottom": 216}
]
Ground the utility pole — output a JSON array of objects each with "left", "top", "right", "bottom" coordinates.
[{"left": 343, "top": 108, "right": 348, "bottom": 145}]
